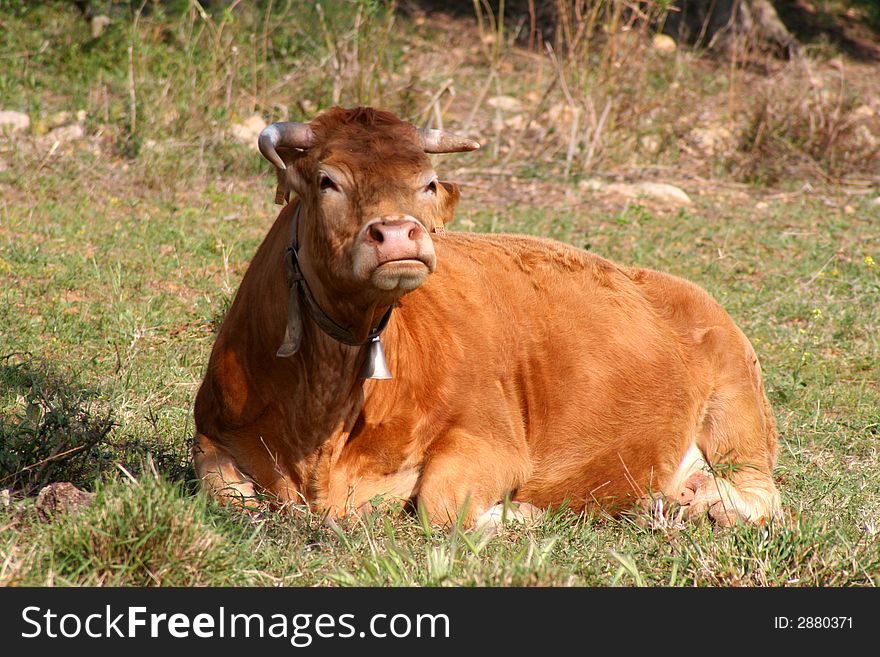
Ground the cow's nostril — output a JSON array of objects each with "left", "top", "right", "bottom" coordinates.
[
  {"left": 408, "top": 227, "right": 417, "bottom": 240},
  {"left": 369, "top": 224, "right": 385, "bottom": 243}
]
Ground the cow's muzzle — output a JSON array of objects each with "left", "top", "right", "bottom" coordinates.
[{"left": 358, "top": 215, "right": 436, "bottom": 292}]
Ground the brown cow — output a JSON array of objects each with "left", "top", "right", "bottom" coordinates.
[{"left": 193, "top": 106, "right": 781, "bottom": 528}]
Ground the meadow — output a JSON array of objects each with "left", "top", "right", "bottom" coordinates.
[{"left": 0, "top": 0, "right": 878, "bottom": 586}]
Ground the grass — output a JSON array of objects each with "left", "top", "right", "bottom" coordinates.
[{"left": 1, "top": 1, "right": 879, "bottom": 587}]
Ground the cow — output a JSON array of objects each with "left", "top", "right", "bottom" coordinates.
[{"left": 193, "top": 106, "right": 782, "bottom": 528}]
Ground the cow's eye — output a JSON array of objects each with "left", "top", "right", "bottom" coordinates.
[
  {"left": 424, "top": 180, "right": 438, "bottom": 194},
  {"left": 319, "top": 174, "right": 339, "bottom": 193}
]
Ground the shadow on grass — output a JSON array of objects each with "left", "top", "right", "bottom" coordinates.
[
  {"left": 0, "top": 354, "right": 195, "bottom": 495},
  {"left": 777, "top": 0, "right": 880, "bottom": 61}
]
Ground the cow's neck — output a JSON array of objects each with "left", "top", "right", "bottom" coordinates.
[{"left": 286, "top": 204, "right": 394, "bottom": 379}]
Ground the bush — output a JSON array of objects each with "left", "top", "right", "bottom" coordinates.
[{"left": 0, "top": 356, "right": 113, "bottom": 494}]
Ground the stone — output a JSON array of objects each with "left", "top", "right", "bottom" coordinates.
[
  {"left": 606, "top": 182, "right": 692, "bottom": 206},
  {"left": 0, "top": 111, "right": 30, "bottom": 133},
  {"left": 230, "top": 114, "right": 267, "bottom": 147},
  {"left": 578, "top": 178, "right": 606, "bottom": 192},
  {"left": 48, "top": 111, "right": 73, "bottom": 129},
  {"left": 47, "top": 123, "right": 84, "bottom": 142},
  {"left": 487, "top": 95, "right": 523, "bottom": 112},
  {"left": 853, "top": 105, "right": 875, "bottom": 120},
  {"left": 640, "top": 134, "right": 662, "bottom": 155},
  {"left": 689, "top": 126, "right": 734, "bottom": 156},
  {"left": 35, "top": 482, "right": 95, "bottom": 522},
  {"left": 502, "top": 114, "right": 528, "bottom": 131},
  {"left": 633, "top": 182, "right": 692, "bottom": 205},
  {"left": 544, "top": 102, "right": 577, "bottom": 128},
  {"left": 652, "top": 34, "right": 677, "bottom": 53},
  {"left": 90, "top": 15, "right": 111, "bottom": 39}
]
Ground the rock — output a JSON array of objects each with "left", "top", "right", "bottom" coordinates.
[
  {"left": 90, "top": 14, "right": 111, "bottom": 39},
  {"left": 487, "top": 95, "right": 524, "bottom": 112},
  {"left": 1, "top": 489, "right": 9, "bottom": 508},
  {"left": 634, "top": 182, "right": 692, "bottom": 205},
  {"left": 35, "top": 482, "right": 95, "bottom": 522},
  {"left": 298, "top": 99, "right": 317, "bottom": 115},
  {"left": 545, "top": 102, "right": 577, "bottom": 128},
  {"left": 853, "top": 105, "right": 875, "bottom": 120},
  {"left": 639, "top": 134, "right": 661, "bottom": 155},
  {"left": 0, "top": 110, "right": 30, "bottom": 133},
  {"left": 606, "top": 182, "right": 692, "bottom": 206},
  {"left": 494, "top": 114, "right": 529, "bottom": 131},
  {"left": 652, "top": 34, "right": 677, "bottom": 53},
  {"left": 689, "top": 126, "right": 734, "bottom": 157},
  {"left": 230, "top": 114, "right": 267, "bottom": 147},
  {"left": 578, "top": 178, "right": 606, "bottom": 192},
  {"left": 854, "top": 124, "right": 878, "bottom": 150},
  {"left": 47, "top": 123, "right": 84, "bottom": 143},
  {"left": 48, "top": 111, "right": 73, "bottom": 128},
  {"left": 48, "top": 110, "right": 85, "bottom": 129}
]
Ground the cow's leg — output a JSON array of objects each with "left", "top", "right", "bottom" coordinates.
[
  {"left": 416, "top": 430, "right": 531, "bottom": 527},
  {"left": 193, "top": 433, "right": 303, "bottom": 512},
  {"left": 663, "top": 442, "right": 709, "bottom": 506},
  {"left": 680, "top": 331, "right": 781, "bottom": 525},
  {"left": 193, "top": 433, "right": 259, "bottom": 509}
]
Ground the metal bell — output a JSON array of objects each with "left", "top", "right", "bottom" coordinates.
[{"left": 360, "top": 336, "right": 392, "bottom": 380}]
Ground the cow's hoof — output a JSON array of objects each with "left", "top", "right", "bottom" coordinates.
[
  {"left": 707, "top": 503, "right": 741, "bottom": 527},
  {"left": 474, "top": 501, "right": 543, "bottom": 534},
  {"left": 681, "top": 474, "right": 780, "bottom": 526},
  {"left": 676, "top": 471, "right": 709, "bottom": 505}
]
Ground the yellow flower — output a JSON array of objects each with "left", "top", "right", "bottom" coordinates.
[{"left": 865, "top": 255, "right": 876, "bottom": 267}]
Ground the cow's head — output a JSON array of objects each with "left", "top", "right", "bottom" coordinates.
[{"left": 259, "top": 107, "right": 478, "bottom": 329}]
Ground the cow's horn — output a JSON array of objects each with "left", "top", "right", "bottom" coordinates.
[
  {"left": 416, "top": 128, "right": 480, "bottom": 154},
  {"left": 258, "top": 122, "right": 315, "bottom": 170}
]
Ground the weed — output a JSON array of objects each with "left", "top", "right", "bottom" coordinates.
[{"left": 0, "top": 355, "right": 114, "bottom": 494}]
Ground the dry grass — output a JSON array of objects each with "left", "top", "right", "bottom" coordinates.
[{"left": 732, "top": 60, "right": 880, "bottom": 184}]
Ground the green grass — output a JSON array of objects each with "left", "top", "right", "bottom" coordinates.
[{"left": 1, "top": 2, "right": 879, "bottom": 587}]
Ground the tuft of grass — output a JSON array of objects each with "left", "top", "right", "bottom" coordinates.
[{"left": 9, "top": 472, "right": 254, "bottom": 586}]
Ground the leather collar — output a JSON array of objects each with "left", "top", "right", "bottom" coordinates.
[{"left": 283, "top": 203, "right": 394, "bottom": 348}]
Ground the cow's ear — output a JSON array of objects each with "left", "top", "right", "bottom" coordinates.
[
  {"left": 438, "top": 181, "right": 461, "bottom": 223},
  {"left": 272, "top": 148, "right": 308, "bottom": 205}
]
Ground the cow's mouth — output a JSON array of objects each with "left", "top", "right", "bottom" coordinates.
[{"left": 371, "top": 257, "right": 433, "bottom": 291}]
